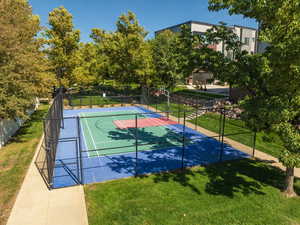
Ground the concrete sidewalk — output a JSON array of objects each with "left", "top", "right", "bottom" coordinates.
[{"left": 6, "top": 136, "right": 89, "bottom": 225}]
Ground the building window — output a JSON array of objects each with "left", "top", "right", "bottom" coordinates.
[{"left": 244, "top": 37, "right": 250, "bottom": 45}]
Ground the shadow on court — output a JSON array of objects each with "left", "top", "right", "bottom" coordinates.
[
  {"left": 52, "top": 122, "right": 249, "bottom": 188},
  {"left": 52, "top": 106, "right": 249, "bottom": 189},
  {"left": 77, "top": 126, "right": 249, "bottom": 187}
]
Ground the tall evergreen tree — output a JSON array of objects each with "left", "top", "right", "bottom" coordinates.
[{"left": 0, "top": 0, "right": 53, "bottom": 119}]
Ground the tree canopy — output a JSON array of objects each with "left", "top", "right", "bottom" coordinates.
[
  {"left": 44, "top": 6, "right": 80, "bottom": 87},
  {"left": 0, "top": 0, "right": 54, "bottom": 119},
  {"left": 150, "top": 30, "right": 181, "bottom": 88},
  {"left": 208, "top": 0, "right": 300, "bottom": 197},
  {"left": 91, "top": 12, "right": 154, "bottom": 87}
]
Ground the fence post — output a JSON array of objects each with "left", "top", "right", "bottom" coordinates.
[
  {"left": 219, "top": 109, "right": 226, "bottom": 162},
  {"left": 195, "top": 104, "right": 198, "bottom": 131},
  {"left": 218, "top": 108, "right": 222, "bottom": 142},
  {"left": 252, "top": 132, "right": 257, "bottom": 158},
  {"left": 76, "top": 116, "right": 84, "bottom": 184},
  {"left": 75, "top": 139, "right": 80, "bottom": 182},
  {"left": 60, "top": 93, "right": 64, "bottom": 129},
  {"left": 43, "top": 120, "right": 53, "bottom": 188},
  {"left": 89, "top": 96, "right": 92, "bottom": 108},
  {"left": 135, "top": 114, "right": 138, "bottom": 176},
  {"left": 177, "top": 102, "right": 180, "bottom": 124},
  {"left": 181, "top": 111, "right": 186, "bottom": 169}
]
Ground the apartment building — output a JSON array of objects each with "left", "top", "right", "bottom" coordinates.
[
  {"left": 155, "top": 20, "right": 258, "bottom": 55},
  {"left": 155, "top": 21, "right": 259, "bottom": 86}
]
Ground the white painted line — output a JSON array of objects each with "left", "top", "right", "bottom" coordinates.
[
  {"left": 82, "top": 113, "right": 97, "bottom": 150},
  {"left": 78, "top": 113, "right": 91, "bottom": 158}
]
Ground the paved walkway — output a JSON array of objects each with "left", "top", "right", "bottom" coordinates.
[
  {"left": 6, "top": 136, "right": 89, "bottom": 225},
  {"left": 186, "top": 84, "right": 230, "bottom": 96}
]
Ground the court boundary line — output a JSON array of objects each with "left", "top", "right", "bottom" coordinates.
[
  {"left": 78, "top": 107, "right": 190, "bottom": 158},
  {"left": 94, "top": 109, "right": 142, "bottom": 157},
  {"left": 80, "top": 109, "right": 143, "bottom": 157},
  {"left": 80, "top": 113, "right": 98, "bottom": 156},
  {"left": 80, "top": 122, "right": 90, "bottom": 159}
]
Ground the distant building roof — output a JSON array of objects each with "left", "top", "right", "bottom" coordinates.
[{"left": 155, "top": 20, "right": 257, "bottom": 35}]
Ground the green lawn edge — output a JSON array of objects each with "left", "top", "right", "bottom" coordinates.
[
  {"left": 0, "top": 104, "right": 48, "bottom": 225},
  {"left": 189, "top": 112, "right": 284, "bottom": 158},
  {"left": 84, "top": 159, "right": 300, "bottom": 225}
]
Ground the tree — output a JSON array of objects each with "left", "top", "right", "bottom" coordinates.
[
  {"left": 175, "top": 24, "right": 201, "bottom": 80},
  {"left": 173, "top": 22, "right": 243, "bottom": 91},
  {"left": 90, "top": 28, "right": 116, "bottom": 84},
  {"left": 150, "top": 30, "right": 181, "bottom": 88},
  {"left": 209, "top": 0, "right": 300, "bottom": 197},
  {"left": 44, "top": 6, "right": 80, "bottom": 87},
  {"left": 0, "top": 0, "right": 54, "bottom": 119},
  {"left": 91, "top": 12, "right": 154, "bottom": 87},
  {"left": 196, "top": 23, "right": 242, "bottom": 81},
  {"left": 72, "top": 43, "right": 98, "bottom": 87}
]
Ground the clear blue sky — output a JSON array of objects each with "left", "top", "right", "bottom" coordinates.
[{"left": 28, "top": 0, "right": 258, "bottom": 42}]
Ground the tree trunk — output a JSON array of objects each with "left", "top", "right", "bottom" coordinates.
[{"left": 283, "top": 167, "right": 297, "bottom": 197}]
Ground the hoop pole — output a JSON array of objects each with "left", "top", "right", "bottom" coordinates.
[
  {"left": 195, "top": 104, "right": 198, "bottom": 131},
  {"left": 219, "top": 109, "right": 226, "bottom": 162},
  {"left": 218, "top": 108, "right": 222, "bottom": 142}
]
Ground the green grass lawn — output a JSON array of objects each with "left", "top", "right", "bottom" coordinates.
[
  {"left": 69, "top": 95, "right": 121, "bottom": 107},
  {"left": 149, "top": 102, "right": 195, "bottom": 117},
  {"left": 189, "top": 113, "right": 284, "bottom": 158},
  {"left": 0, "top": 104, "right": 48, "bottom": 225},
  {"left": 172, "top": 88, "right": 227, "bottom": 99},
  {"left": 85, "top": 159, "right": 300, "bottom": 225},
  {"left": 69, "top": 86, "right": 226, "bottom": 107}
]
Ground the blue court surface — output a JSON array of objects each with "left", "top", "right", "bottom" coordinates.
[{"left": 52, "top": 106, "right": 249, "bottom": 189}]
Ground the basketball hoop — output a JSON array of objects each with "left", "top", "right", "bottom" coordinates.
[
  {"left": 158, "top": 87, "right": 170, "bottom": 99},
  {"left": 154, "top": 90, "right": 161, "bottom": 97}
]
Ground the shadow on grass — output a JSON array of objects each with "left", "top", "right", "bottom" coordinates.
[
  {"left": 8, "top": 104, "right": 48, "bottom": 143},
  {"left": 149, "top": 168, "right": 202, "bottom": 195},
  {"left": 200, "top": 159, "right": 280, "bottom": 197},
  {"left": 146, "top": 159, "right": 300, "bottom": 198}
]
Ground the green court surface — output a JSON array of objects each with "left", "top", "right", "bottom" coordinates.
[{"left": 79, "top": 110, "right": 184, "bottom": 157}]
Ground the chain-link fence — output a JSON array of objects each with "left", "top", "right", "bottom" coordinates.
[{"left": 35, "top": 88, "right": 64, "bottom": 188}]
